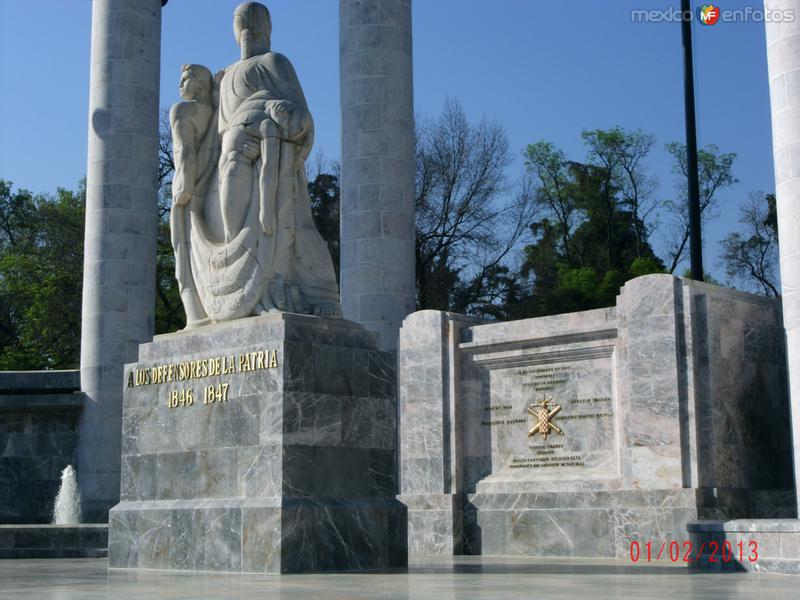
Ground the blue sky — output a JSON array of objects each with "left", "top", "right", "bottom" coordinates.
[{"left": 0, "top": 0, "right": 776, "bottom": 279}]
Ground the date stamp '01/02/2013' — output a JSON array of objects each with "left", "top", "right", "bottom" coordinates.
[{"left": 629, "top": 540, "right": 759, "bottom": 564}]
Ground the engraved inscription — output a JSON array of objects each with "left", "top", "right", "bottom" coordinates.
[
  {"left": 486, "top": 355, "right": 617, "bottom": 477},
  {"left": 510, "top": 455, "right": 586, "bottom": 469},
  {"left": 127, "top": 349, "right": 279, "bottom": 387},
  {"left": 127, "top": 349, "right": 279, "bottom": 410},
  {"left": 518, "top": 366, "right": 572, "bottom": 391}
]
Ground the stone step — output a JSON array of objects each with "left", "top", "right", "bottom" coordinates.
[
  {"left": 0, "top": 371, "right": 81, "bottom": 395},
  {"left": 688, "top": 519, "right": 800, "bottom": 575},
  {"left": 0, "top": 392, "right": 85, "bottom": 412},
  {"left": 0, "top": 524, "right": 108, "bottom": 559}
]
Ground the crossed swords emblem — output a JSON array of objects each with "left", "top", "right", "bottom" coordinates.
[{"left": 527, "top": 396, "right": 565, "bottom": 439}]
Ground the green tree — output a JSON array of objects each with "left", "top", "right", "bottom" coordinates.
[
  {"left": 0, "top": 180, "right": 85, "bottom": 369},
  {"left": 663, "top": 142, "right": 737, "bottom": 273},
  {"left": 0, "top": 110, "right": 185, "bottom": 372},
  {"left": 523, "top": 142, "right": 577, "bottom": 265},
  {"left": 582, "top": 127, "right": 657, "bottom": 259},
  {"left": 519, "top": 128, "right": 665, "bottom": 317}
]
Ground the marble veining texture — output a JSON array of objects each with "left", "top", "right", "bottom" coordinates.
[
  {"left": 398, "top": 275, "right": 794, "bottom": 558},
  {"left": 688, "top": 520, "right": 800, "bottom": 575},
  {"left": 110, "top": 314, "right": 406, "bottom": 573}
]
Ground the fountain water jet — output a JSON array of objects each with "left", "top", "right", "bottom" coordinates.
[{"left": 53, "top": 465, "right": 81, "bottom": 525}]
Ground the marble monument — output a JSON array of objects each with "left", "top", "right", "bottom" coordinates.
[
  {"left": 108, "top": 3, "right": 406, "bottom": 573},
  {"left": 398, "top": 275, "right": 795, "bottom": 558},
  {"left": 70, "top": 0, "right": 800, "bottom": 577}
]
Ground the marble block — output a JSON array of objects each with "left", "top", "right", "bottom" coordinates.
[
  {"left": 688, "top": 520, "right": 800, "bottom": 575},
  {"left": 398, "top": 275, "right": 794, "bottom": 558},
  {"left": 108, "top": 313, "right": 407, "bottom": 573}
]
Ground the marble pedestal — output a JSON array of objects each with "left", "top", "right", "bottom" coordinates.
[{"left": 108, "top": 313, "right": 407, "bottom": 573}]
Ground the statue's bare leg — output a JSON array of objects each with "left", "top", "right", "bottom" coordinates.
[
  {"left": 219, "top": 128, "right": 256, "bottom": 242},
  {"left": 182, "top": 289, "right": 211, "bottom": 328},
  {"left": 172, "top": 237, "right": 210, "bottom": 328}
]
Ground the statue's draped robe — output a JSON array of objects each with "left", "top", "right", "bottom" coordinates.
[{"left": 171, "top": 52, "right": 340, "bottom": 323}]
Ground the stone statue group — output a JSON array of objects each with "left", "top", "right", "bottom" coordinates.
[{"left": 170, "top": 2, "right": 340, "bottom": 328}]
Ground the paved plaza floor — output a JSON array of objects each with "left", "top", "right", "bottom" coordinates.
[{"left": 0, "top": 556, "right": 796, "bottom": 599}]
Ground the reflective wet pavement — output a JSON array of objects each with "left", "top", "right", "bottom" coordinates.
[{"left": 0, "top": 555, "right": 796, "bottom": 599}]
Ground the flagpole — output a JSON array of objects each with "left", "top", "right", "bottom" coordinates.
[{"left": 681, "top": 0, "right": 704, "bottom": 280}]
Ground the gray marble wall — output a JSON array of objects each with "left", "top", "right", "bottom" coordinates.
[
  {"left": 109, "top": 313, "right": 406, "bottom": 573},
  {"left": 0, "top": 371, "right": 84, "bottom": 524},
  {"left": 680, "top": 279, "right": 792, "bottom": 493},
  {"left": 398, "top": 275, "right": 794, "bottom": 558}
]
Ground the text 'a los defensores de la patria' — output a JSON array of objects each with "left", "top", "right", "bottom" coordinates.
[{"left": 126, "top": 349, "right": 279, "bottom": 410}]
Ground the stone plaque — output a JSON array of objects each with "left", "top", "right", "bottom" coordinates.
[{"left": 483, "top": 354, "right": 617, "bottom": 480}]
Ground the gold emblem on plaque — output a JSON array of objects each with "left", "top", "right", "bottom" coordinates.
[{"left": 527, "top": 396, "right": 565, "bottom": 439}]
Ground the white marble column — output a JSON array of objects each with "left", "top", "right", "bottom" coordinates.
[
  {"left": 79, "top": 0, "right": 162, "bottom": 521},
  {"left": 766, "top": 0, "right": 800, "bottom": 513},
  {"left": 339, "top": 0, "right": 416, "bottom": 351}
]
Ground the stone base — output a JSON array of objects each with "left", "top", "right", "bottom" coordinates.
[
  {"left": 108, "top": 313, "right": 407, "bottom": 573},
  {"left": 399, "top": 494, "right": 463, "bottom": 555},
  {"left": 688, "top": 519, "right": 800, "bottom": 575},
  {"left": 449, "top": 489, "right": 794, "bottom": 559},
  {"left": 110, "top": 498, "right": 406, "bottom": 572},
  {"left": 463, "top": 490, "right": 699, "bottom": 559},
  {"left": 0, "top": 524, "right": 108, "bottom": 558}
]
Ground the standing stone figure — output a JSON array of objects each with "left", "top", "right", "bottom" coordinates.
[{"left": 170, "top": 2, "right": 340, "bottom": 328}]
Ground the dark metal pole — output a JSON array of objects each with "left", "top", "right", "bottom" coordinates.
[{"left": 681, "top": 0, "right": 704, "bottom": 281}]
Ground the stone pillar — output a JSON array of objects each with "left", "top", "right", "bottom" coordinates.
[
  {"left": 339, "top": 0, "right": 416, "bottom": 351},
  {"left": 79, "top": 0, "right": 162, "bottom": 521},
  {"left": 766, "top": 0, "right": 800, "bottom": 513},
  {"left": 397, "top": 310, "right": 480, "bottom": 555}
]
